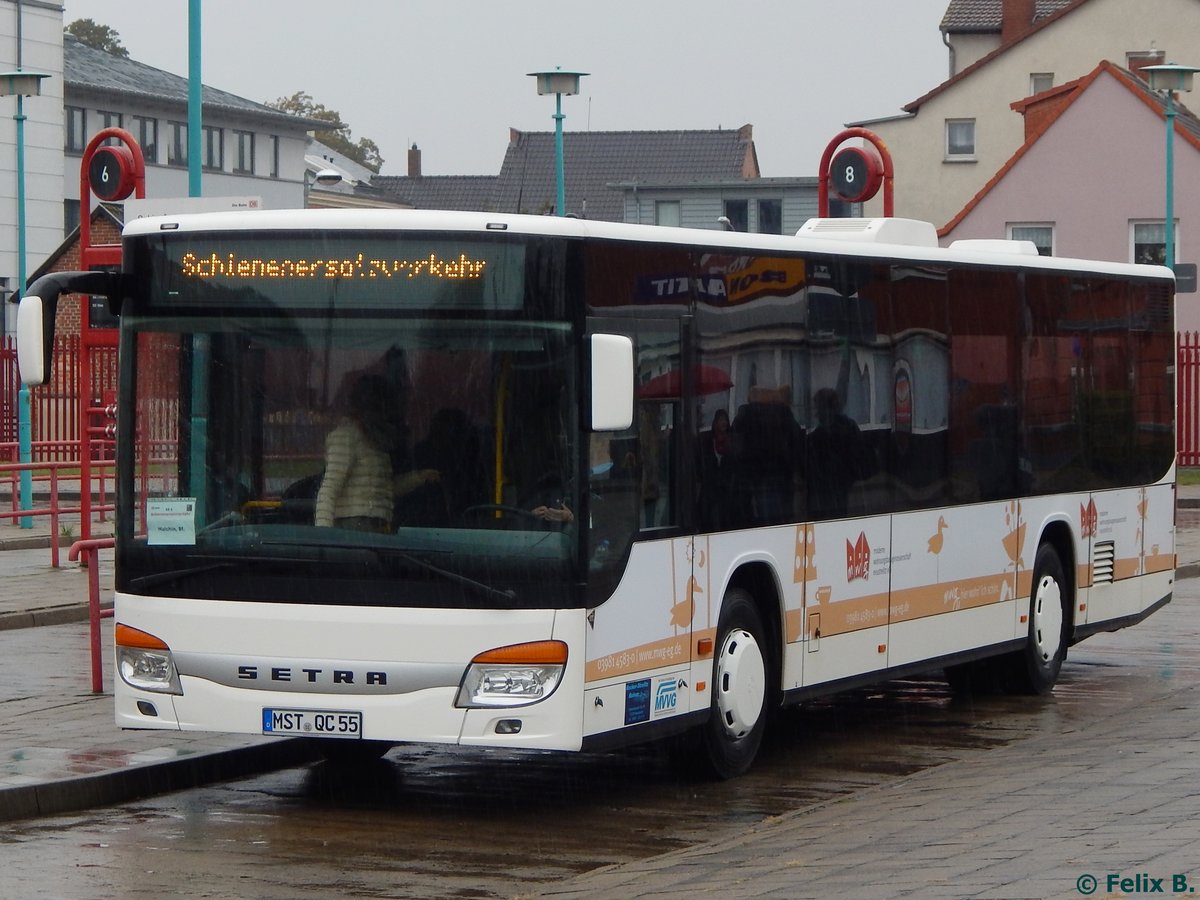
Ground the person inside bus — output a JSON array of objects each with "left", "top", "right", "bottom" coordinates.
[
  {"left": 409, "top": 407, "right": 487, "bottom": 524},
  {"left": 806, "top": 387, "right": 869, "bottom": 520},
  {"left": 314, "top": 373, "right": 439, "bottom": 532},
  {"left": 698, "top": 408, "right": 738, "bottom": 530},
  {"left": 530, "top": 475, "right": 576, "bottom": 525},
  {"left": 731, "top": 385, "right": 803, "bottom": 526}
]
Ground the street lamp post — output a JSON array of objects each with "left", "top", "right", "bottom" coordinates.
[
  {"left": 528, "top": 68, "right": 587, "bottom": 216},
  {"left": 1143, "top": 62, "right": 1200, "bottom": 271},
  {"left": 1, "top": 68, "right": 51, "bottom": 528}
]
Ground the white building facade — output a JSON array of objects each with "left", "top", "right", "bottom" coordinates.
[{"left": 1, "top": 0, "right": 65, "bottom": 333}]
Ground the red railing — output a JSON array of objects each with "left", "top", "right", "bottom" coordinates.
[
  {"left": 1, "top": 335, "right": 118, "bottom": 459},
  {"left": 69, "top": 537, "right": 116, "bottom": 694},
  {"left": 1180, "top": 333, "right": 1200, "bottom": 466},
  {"left": 0, "top": 460, "right": 114, "bottom": 567}
]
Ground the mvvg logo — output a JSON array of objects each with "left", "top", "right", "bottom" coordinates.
[
  {"left": 846, "top": 532, "right": 870, "bottom": 582},
  {"left": 653, "top": 678, "right": 679, "bottom": 717}
]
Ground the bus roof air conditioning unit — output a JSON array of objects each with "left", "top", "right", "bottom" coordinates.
[{"left": 797, "top": 217, "right": 939, "bottom": 248}]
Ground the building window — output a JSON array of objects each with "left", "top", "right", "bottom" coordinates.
[
  {"left": 1030, "top": 73, "right": 1054, "bottom": 95},
  {"left": 945, "top": 119, "right": 976, "bottom": 160},
  {"left": 268, "top": 135, "right": 279, "bottom": 178},
  {"left": 1008, "top": 223, "right": 1054, "bottom": 256},
  {"left": 724, "top": 199, "right": 749, "bottom": 232},
  {"left": 234, "top": 130, "right": 255, "bottom": 174},
  {"left": 168, "top": 121, "right": 188, "bottom": 167},
  {"left": 1132, "top": 221, "right": 1173, "bottom": 265},
  {"left": 203, "top": 125, "right": 224, "bottom": 171},
  {"left": 655, "top": 200, "right": 680, "bottom": 227},
  {"left": 64, "top": 198, "right": 80, "bottom": 236},
  {"left": 66, "top": 107, "right": 86, "bottom": 152},
  {"left": 133, "top": 116, "right": 158, "bottom": 164},
  {"left": 99, "top": 110, "right": 123, "bottom": 145},
  {"left": 757, "top": 198, "right": 783, "bottom": 234}
]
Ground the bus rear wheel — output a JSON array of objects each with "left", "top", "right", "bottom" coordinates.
[
  {"left": 699, "top": 588, "right": 770, "bottom": 779},
  {"left": 1005, "top": 543, "right": 1068, "bottom": 695}
]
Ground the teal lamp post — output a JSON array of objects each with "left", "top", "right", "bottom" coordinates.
[
  {"left": 527, "top": 68, "right": 587, "bottom": 216},
  {"left": 1143, "top": 62, "right": 1199, "bottom": 271},
  {"left": 1, "top": 68, "right": 51, "bottom": 528}
]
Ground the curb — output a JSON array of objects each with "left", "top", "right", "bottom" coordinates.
[
  {"left": 0, "top": 737, "right": 322, "bottom": 824},
  {"left": 0, "top": 535, "right": 75, "bottom": 553},
  {"left": 0, "top": 601, "right": 112, "bottom": 632}
]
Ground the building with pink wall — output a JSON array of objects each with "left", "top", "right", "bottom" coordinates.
[{"left": 942, "top": 61, "right": 1200, "bottom": 329}]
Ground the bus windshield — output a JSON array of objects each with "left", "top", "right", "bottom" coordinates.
[{"left": 118, "top": 311, "right": 582, "bottom": 609}]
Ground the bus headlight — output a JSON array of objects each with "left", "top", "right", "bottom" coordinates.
[
  {"left": 455, "top": 640, "right": 567, "bottom": 708},
  {"left": 116, "top": 623, "right": 183, "bottom": 695}
]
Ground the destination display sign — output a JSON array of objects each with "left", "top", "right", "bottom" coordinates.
[{"left": 150, "top": 235, "right": 526, "bottom": 311}]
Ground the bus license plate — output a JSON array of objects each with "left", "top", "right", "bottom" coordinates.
[{"left": 262, "top": 708, "right": 362, "bottom": 739}]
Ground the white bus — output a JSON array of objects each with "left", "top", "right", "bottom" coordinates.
[{"left": 16, "top": 211, "right": 1177, "bottom": 777}]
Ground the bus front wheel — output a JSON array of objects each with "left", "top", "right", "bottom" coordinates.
[
  {"left": 1007, "top": 543, "right": 1068, "bottom": 695},
  {"left": 699, "top": 588, "right": 770, "bottom": 779}
]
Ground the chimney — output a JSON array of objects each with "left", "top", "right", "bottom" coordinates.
[
  {"left": 1001, "top": 0, "right": 1037, "bottom": 44},
  {"left": 408, "top": 143, "right": 421, "bottom": 177},
  {"left": 1129, "top": 50, "right": 1167, "bottom": 81}
]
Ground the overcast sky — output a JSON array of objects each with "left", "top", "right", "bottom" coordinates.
[{"left": 62, "top": 1, "right": 951, "bottom": 177}]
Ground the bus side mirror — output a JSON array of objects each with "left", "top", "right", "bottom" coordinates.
[
  {"left": 16, "top": 294, "right": 53, "bottom": 385},
  {"left": 590, "top": 333, "right": 634, "bottom": 431},
  {"left": 12, "top": 270, "right": 125, "bottom": 386}
]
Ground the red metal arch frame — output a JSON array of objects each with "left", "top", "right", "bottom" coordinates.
[
  {"left": 818, "top": 127, "right": 894, "bottom": 218},
  {"left": 77, "top": 128, "right": 145, "bottom": 538},
  {"left": 79, "top": 127, "right": 147, "bottom": 268}
]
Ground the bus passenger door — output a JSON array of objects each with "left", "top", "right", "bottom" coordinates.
[{"left": 583, "top": 316, "right": 702, "bottom": 733}]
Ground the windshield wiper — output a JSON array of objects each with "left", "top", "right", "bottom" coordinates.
[
  {"left": 128, "top": 550, "right": 367, "bottom": 592},
  {"left": 371, "top": 546, "right": 519, "bottom": 604},
  {"left": 255, "top": 537, "right": 520, "bottom": 603},
  {"left": 130, "top": 561, "right": 239, "bottom": 592}
]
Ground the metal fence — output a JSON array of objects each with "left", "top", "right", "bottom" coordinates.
[
  {"left": 1179, "top": 332, "right": 1200, "bottom": 466},
  {"left": 1, "top": 335, "right": 118, "bottom": 462}
]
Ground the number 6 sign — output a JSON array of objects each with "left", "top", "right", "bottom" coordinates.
[
  {"left": 818, "top": 127, "right": 894, "bottom": 217},
  {"left": 79, "top": 127, "right": 146, "bottom": 269}
]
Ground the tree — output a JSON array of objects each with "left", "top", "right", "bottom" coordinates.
[
  {"left": 65, "top": 18, "right": 129, "bottom": 57},
  {"left": 268, "top": 91, "right": 384, "bottom": 174}
]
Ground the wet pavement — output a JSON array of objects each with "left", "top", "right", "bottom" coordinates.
[
  {"left": 0, "top": 513, "right": 316, "bottom": 822},
  {"left": 2, "top": 487, "right": 1200, "bottom": 893}
]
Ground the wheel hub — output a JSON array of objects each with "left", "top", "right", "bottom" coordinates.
[
  {"left": 1032, "top": 574, "right": 1064, "bottom": 663},
  {"left": 715, "top": 627, "right": 766, "bottom": 739}
]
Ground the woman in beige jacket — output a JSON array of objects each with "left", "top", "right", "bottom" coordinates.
[{"left": 314, "top": 374, "right": 437, "bottom": 532}]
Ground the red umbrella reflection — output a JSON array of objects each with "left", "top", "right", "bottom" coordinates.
[{"left": 637, "top": 365, "right": 733, "bottom": 399}]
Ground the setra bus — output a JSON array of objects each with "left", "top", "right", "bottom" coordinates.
[{"left": 15, "top": 210, "right": 1177, "bottom": 777}]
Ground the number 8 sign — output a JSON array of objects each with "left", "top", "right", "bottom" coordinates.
[{"left": 829, "top": 146, "right": 883, "bottom": 204}]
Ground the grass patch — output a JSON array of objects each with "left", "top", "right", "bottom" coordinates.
[{"left": 1180, "top": 468, "right": 1200, "bottom": 486}]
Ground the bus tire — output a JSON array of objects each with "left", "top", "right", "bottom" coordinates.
[
  {"left": 1007, "top": 543, "right": 1069, "bottom": 695},
  {"left": 699, "top": 588, "right": 770, "bottom": 779}
]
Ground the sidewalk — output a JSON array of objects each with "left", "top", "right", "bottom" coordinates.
[
  {"left": 1, "top": 488, "right": 1199, "bottom": 827},
  {"left": 0, "top": 515, "right": 317, "bottom": 822}
]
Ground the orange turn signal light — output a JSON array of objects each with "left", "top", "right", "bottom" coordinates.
[
  {"left": 115, "top": 623, "right": 171, "bottom": 651},
  {"left": 471, "top": 640, "right": 567, "bottom": 665}
]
